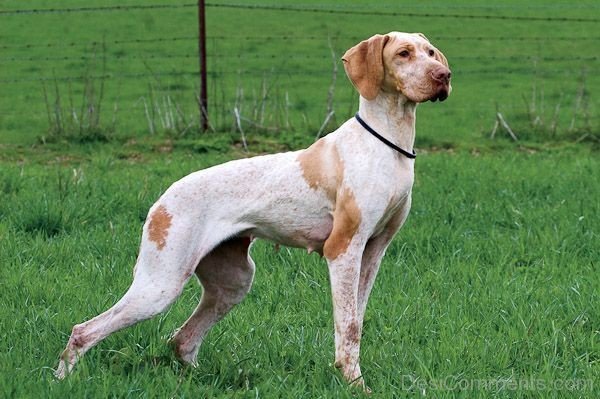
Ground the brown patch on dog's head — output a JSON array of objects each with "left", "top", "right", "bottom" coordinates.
[
  {"left": 297, "top": 139, "right": 343, "bottom": 202},
  {"left": 148, "top": 205, "right": 172, "bottom": 250},
  {"left": 380, "top": 32, "right": 451, "bottom": 103},
  {"left": 323, "top": 187, "right": 361, "bottom": 260},
  {"left": 342, "top": 34, "right": 390, "bottom": 100}
]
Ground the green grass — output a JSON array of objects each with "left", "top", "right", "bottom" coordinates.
[
  {"left": 0, "top": 147, "right": 598, "bottom": 397},
  {"left": 0, "top": 0, "right": 599, "bottom": 397}
]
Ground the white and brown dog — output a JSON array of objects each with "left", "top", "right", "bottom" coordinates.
[{"left": 56, "top": 32, "right": 451, "bottom": 388}]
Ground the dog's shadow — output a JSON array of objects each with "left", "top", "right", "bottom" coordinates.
[{"left": 99, "top": 346, "right": 260, "bottom": 390}]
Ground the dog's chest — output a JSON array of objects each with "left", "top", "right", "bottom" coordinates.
[{"left": 368, "top": 162, "right": 414, "bottom": 235}]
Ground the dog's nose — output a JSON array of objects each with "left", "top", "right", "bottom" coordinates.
[{"left": 431, "top": 67, "right": 451, "bottom": 84}]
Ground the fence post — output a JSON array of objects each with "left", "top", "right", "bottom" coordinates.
[{"left": 198, "top": 0, "right": 208, "bottom": 131}]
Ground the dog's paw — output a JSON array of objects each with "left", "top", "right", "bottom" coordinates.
[
  {"left": 54, "top": 360, "right": 70, "bottom": 380},
  {"left": 168, "top": 335, "right": 199, "bottom": 367},
  {"left": 349, "top": 376, "right": 372, "bottom": 395}
]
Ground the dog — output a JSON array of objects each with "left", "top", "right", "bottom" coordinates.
[{"left": 55, "top": 32, "right": 451, "bottom": 389}]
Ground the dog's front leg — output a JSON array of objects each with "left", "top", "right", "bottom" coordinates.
[
  {"left": 325, "top": 238, "right": 367, "bottom": 387},
  {"left": 358, "top": 196, "right": 412, "bottom": 327}
]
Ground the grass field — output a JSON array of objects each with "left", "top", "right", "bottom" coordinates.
[
  {"left": 1, "top": 148, "right": 598, "bottom": 397},
  {"left": 1, "top": 0, "right": 599, "bottom": 398}
]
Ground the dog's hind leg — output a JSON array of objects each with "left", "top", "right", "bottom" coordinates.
[
  {"left": 54, "top": 262, "right": 189, "bottom": 379},
  {"left": 55, "top": 202, "right": 224, "bottom": 379},
  {"left": 171, "top": 236, "right": 255, "bottom": 366}
]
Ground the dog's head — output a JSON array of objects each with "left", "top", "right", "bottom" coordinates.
[{"left": 342, "top": 32, "right": 451, "bottom": 103}]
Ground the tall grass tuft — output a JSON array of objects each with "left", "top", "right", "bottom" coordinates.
[
  {"left": 40, "top": 41, "right": 116, "bottom": 143},
  {"left": 496, "top": 69, "right": 598, "bottom": 144},
  {"left": 140, "top": 82, "right": 197, "bottom": 137}
]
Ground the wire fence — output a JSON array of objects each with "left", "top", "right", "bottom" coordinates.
[
  {"left": 3, "top": 53, "right": 599, "bottom": 65},
  {"left": 2, "top": 34, "right": 600, "bottom": 51},
  {"left": 2, "top": 2, "right": 599, "bottom": 22},
  {"left": 0, "top": 1, "right": 598, "bottom": 136},
  {"left": 0, "top": 3, "right": 197, "bottom": 15}
]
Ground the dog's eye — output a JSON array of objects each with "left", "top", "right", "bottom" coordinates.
[
  {"left": 398, "top": 50, "right": 410, "bottom": 58},
  {"left": 428, "top": 49, "right": 435, "bottom": 57}
]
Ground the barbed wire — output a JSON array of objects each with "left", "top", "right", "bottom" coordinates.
[
  {"left": 205, "top": 3, "right": 600, "bottom": 23},
  {"left": 1, "top": 53, "right": 598, "bottom": 64},
  {"left": 1, "top": 66, "right": 594, "bottom": 84},
  {"left": 0, "top": 3, "right": 196, "bottom": 15},
  {"left": 2, "top": 2, "right": 599, "bottom": 16},
  {"left": 0, "top": 36, "right": 197, "bottom": 50},
  {"left": 0, "top": 2, "right": 597, "bottom": 23},
  {"left": 213, "top": 3, "right": 596, "bottom": 9},
  {"left": 1, "top": 35, "right": 599, "bottom": 51},
  {"left": 0, "top": 71, "right": 200, "bottom": 84},
  {"left": 0, "top": 54, "right": 199, "bottom": 63}
]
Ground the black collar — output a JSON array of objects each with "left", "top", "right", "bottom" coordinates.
[{"left": 355, "top": 113, "right": 416, "bottom": 159}]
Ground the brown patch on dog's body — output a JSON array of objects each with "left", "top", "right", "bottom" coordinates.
[
  {"left": 297, "top": 139, "right": 342, "bottom": 202},
  {"left": 298, "top": 139, "right": 362, "bottom": 260},
  {"left": 148, "top": 205, "right": 172, "bottom": 250},
  {"left": 324, "top": 188, "right": 361, "bottom": 260}
]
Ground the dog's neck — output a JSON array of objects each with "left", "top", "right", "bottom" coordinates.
[{"left": 357, "top": 93, "right": 417, "bottom": 153}]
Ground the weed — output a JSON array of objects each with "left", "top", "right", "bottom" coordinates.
[
  {"left": 19, "top": 195, "right": 67, "bottom": 237},
  {"left": 40, "top": 42, "right": 116, "bottom": 143},
  {"left": 493, "top": 69, "right": 598, "bottom": 144},
  {"left": 0, "top": 168, "right": 23, "bottom": 195},
  {"left": 140, "top": 82, "right": 196, "bottom": 137},
  {"left": 231, "top": 71, "right": 292, "bottom": 133}
]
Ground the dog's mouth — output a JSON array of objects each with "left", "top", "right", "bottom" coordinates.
[
  {"left": 429, "top": 70, "right": 451, "bottom": 102},
  {"left": 430, "top": 88, "right": 449, "bottom": 102},
  {"left": 405, "top": 79, "right": 451, "bottom": 103}
]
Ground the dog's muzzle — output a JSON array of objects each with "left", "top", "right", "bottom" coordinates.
[{"left": 430, "top": 67, "right": 451, "bottom": 102}]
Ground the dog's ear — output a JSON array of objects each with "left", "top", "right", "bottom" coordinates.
[{"left": 342, "top": 34, "right": 390, "bottom": 100}]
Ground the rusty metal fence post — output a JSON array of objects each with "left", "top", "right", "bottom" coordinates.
[{"left": 198, "top": 0, "right": 208, "bottom": 131}]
